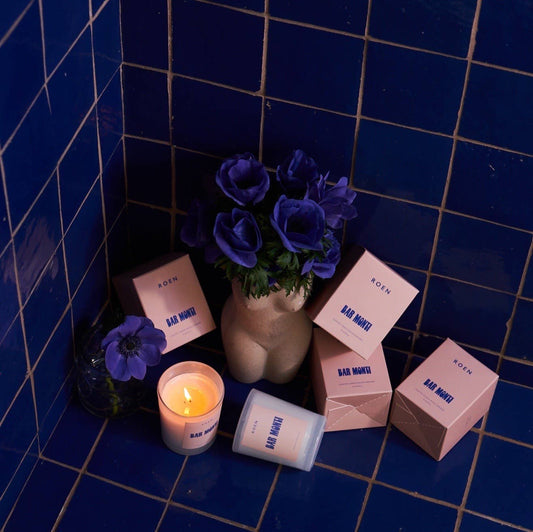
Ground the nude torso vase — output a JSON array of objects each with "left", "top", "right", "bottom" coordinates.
[{"left": 221, "top": 279, "right": 313, "bottom": 384}]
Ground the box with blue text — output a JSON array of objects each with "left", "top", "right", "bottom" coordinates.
[{"left": 113, "top": 253, "right": 215, "bottom": 353}]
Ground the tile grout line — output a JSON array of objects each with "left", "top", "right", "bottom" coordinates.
[
  {"left": 166, "top": 0, "right": 176, "bottom": 250},
  {"left": 257, "top": 0, "right": 270, "bottom": 162},
  {"left": 254, "top": 463, "right": 281, "bottom": 531},
  {"left": 0, "top": 0, "right": 35, "bottom": 47}
]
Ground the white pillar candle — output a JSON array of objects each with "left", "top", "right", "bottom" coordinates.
[
  {"left": 232, "top": 389, "right": 326, "bottom": 471},
  {"left": 157, "top": 361, "right": 224, "bottom": 455}
]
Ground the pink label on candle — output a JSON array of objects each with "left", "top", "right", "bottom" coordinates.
[
  {"left": 240, "top": 404, "right": 307, "bottom": 461},
  {"left": 180, "top": 413, "right": 221, "bottom": 450}
]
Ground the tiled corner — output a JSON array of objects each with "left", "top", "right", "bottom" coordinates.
[{"left": 102, "top": 140, "right": 126, "bottom": 230}]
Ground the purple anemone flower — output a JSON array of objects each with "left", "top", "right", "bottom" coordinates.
[{"left": 102, "top": 316, "right": 167, "bottom": 381}]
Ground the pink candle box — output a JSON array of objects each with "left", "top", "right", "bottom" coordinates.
[
  {"left": 390, "top": 338, "right": 498, "bottom": 461},
  {"left": 311, "top": 328, "right": 392, "bottom": 432},
  {"left": 113, "top": 253, "right": 215, "bottom": 353},
  {"left": 306, "top": 246, "right": 419, "bottom": 360}
]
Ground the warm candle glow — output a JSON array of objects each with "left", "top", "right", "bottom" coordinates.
[{"left": 161, "top": 374, "right": 218, "bottom": 416}]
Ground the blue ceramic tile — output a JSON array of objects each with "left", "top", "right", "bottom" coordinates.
[
  {"left": 460, "top": 512, "right": 522, "bottom": 531},
  {"left": 209, "top": 0, "right": 263, "bottom": 10},
  {"left": 370, "top": 0, "right": 476, "bottom": 57},
  {"left": 14, "top": 176, "right": 62, "bottom": 302},
  {"left": 121, "top": 0, "right": 168, "bottom": 70},
  {"left": 173, "top": 1, "right": 263, "bottom": 92},
  {"left": 71, "top": 247, "right": 108, "bottom": 330},
  {"left": 88, "top": 410, "right": 185, "bottom": 498},
  {"left": 64, "top": 182, "right": 104, "bottom": 293},
  {"left": 461, "top": 64, "right": 533, "bottom": 155},
  {"left": 92, "top": 0, "right": 121, "bottom": 95},
  {"left": 523, "top": 259, "right": 533, "bottom": 299},
  {"left": 0, "top": 381, "right": 37, "bottom": 500},
  {"left": 172, "top": 77, "right": 261, "bottom": 157},
  {"left": 91, "top": 0, "right": 105, "bottom": 14},
  {"left": 125, "top": 137, "right": 172, "bottom": 208},
  {"left": 106, "top": 212, "right": 132, "bottom": 277},
  {"left": 174, "top": 148, "right": 222, "bottom": 211},
  {"left": 0, "top": 245, "right": 20, "bottom": 343},
  {"left": 447, "top": 141, "right": 533, "bottom": 232},
  {"left": 421, "top": 276, "right": 514, "bottom": 352},
  {"left": 59, "top": 111, "right": 100, "bottom": 230},
  {"left": 43, "top": 401, "right": 104, "bottom": 468},
  {"left": 160, "top": 505, "right": 244, "bottom": 531},
  {"left": 42, "top": 0, "right": 89, "bottom": 74},
  {"left": 262, "top": 466, "right": 367, "bottom": 531},
  {"left": 173, "top": 435, "right": 277, "bottom": 526},
  {"left": 0, "top": 0, "right": 32, "bottom": 41},
  {"left": 4, "top": 460, "right": 76, "bottom": 532},
  {"left": 123, "top": 65, "right": 169, "bottom": 141},
  {"left": 57, "top": 475, "right": 165, "bottom": 531},
  {"left": 0, "top": 2, "right": 44, "bottom": 147},
  {"left": 485, "top": 381, "right": 533, "bottom": 445},
  {"left": 102, "top": 141, "right": 126, "bottom": 229},
  {"left": 475, "top": 0, "right": 533, "bottom": 73},
  {"left": 33, "top": 313, "right": 72, "bottom": 426},
  {"left": 354, "top": 120, "right": 452, "bottom": 205},
  {"left": 499, "top": 359, "right": 533, "bottom": 389},
  {"left": 505, "top": 299, "right": 533, "bottom": 363},
  {"left": 270, "top": 0, "right": 367, "bottom": 34},
  {"left": 267, "top": 21, "right": 363, "bottom": 114},
  {"left": 359, "top": 484, "right": 458, "bottom": 532},
  {"left": 23, "top": 251, "right": 68, "bottom": 365},
  {"left": 378, "top": 428, "right": 478, "bottom": 504},
  {"left": 0, "top": 186, "right": 9, "bottom": 254},
  {"left": 393, "top": 266, "right": 425, "bottom": 329},
  {"left": 126, "top": 204, "right": 171, "bottom": 264},
  {"left": 97, "top": 69, "right": 123, "bottom": 167},
  {"left": 0, "top": 318, "right": 26, "bottom": 420},
  {"left": 344, "top": 192, "right": 438, "bottom": 270},
  {"left": 262, "top": 99, "right": 355, "bottom": 181},
  {"left": 384, "top": 348, "right": 408, "bottom": 388},
  {"left": 383, "top": 327, "right": 415, "bottom": 353},
  {"left": 467, "top": 437, "right": 533, "bottom": 529},
  {"left": 433, "top": 213, "right": 530, "bottom": 293},
  {"left": 317, "top": 428, "right": 386, "bottom": 477},
  {"left": 363, "top": 42, "right": 465, "bottom": 134}
]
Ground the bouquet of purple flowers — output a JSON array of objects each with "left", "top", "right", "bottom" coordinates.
[{"left": 181, "top": 149, "right": 358, "bottom": 299}]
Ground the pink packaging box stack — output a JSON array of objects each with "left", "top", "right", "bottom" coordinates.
[
  {"left": 306, "top": 246, "right": 419, "bottom": 360},
  {"left": 311, "top": 328, "right": 392, "bottom": 431},
  {"left": 390, "top": 338, "right": 499, "bottom": 460},
  {"left": 113, "top": 253, "right": 216, "bottom": 353}
]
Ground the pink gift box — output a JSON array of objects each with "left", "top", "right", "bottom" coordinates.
[
  {"left": 306, "top": 246, "right": 419, "bottom": 359},
  {"left": 311, "top": 328, "right": 392, "bottom": 431},
  {"left": 390, "top": 338, "right": 498, "bottom": 461},
  {"left": 113, "top": 253, "right": 216, "bottom": 353}
]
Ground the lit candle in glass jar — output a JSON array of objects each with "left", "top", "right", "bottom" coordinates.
[{"left": 158, "top": 361, "right": 224, "bottom": 455}]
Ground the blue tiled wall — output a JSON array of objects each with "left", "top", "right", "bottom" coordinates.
[{"left": 0, "top": 0, "right": 123, "bottom": 521}]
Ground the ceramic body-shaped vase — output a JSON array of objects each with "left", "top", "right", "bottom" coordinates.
[{"left": 221, "top": 280, "right": 313, "bottom": 384}]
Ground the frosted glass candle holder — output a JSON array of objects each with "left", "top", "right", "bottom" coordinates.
[
  {"left": 157, "top": 361, "right": 224, "bottom": 455},
  {"left": 232, "top": 389, "right": 326, "bottom": 471}
]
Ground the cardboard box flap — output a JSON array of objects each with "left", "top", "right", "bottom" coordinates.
[{"left": 325, "top": 392, "right": 390, "bottom": 430}]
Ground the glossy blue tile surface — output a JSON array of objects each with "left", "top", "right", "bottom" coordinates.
[
  {"left": 370, "top": 0, "right": 476, "bottom": 57},
  {"left": 459, "top": 513, "right": 522, "bottom": 531},
  {"left": 499, "top": 358, "right": 533, "bottom": 390},
  {"left": 421, "top": 276, "right": 514, "bottom": 351},
  {"left": 121, "top": 0, "right": 168, "bottom": 69},
  {"left": 523, "top": 259, "right": 533, "bottom": 299},
  {"left": 363, "top": 42, "right": 465, "bottom": 134},
  {"left": 172, "top": 77, "right": 261, "bottom": 157},
  {"left": 160, "top": 505, "right": 243, "bottom": 531},
  {"left": 0, "top": 186, "right": 9, "bottom": 254},
  {"left": 173, "top": 1, "right": 263, "bottom": 92},
  {"left": 102, "top": 141, "right": 126, "bottom": 229},
  {"left": 505, "top": 299, "right": 533, "bottom": 363},
  {"left": 4, "top": 460, "right": 76, "bottom": 532},
  {"left": 270, "top": 0, "right": 368, "bottom": 34},
  {"left": 263, "top": 466, "right": 367, "bottom": 531},
  {"left": 125, "top": 137, "right": 172, "bottom": 208},
  {"left": 57, "top": 475, "right": 165, "bottom": 531},
  {"left": 475, "top": 0, "right": 533, "bottom": 73},
  {"left": 461, "top": 64, "right": 533, "bottom": 155},
  {"left": 345, "top": 192, "right": 438, "bottom": 270},
  {"left": 123, "top": 65, "right": 169, "bottom": 141},
  {"left": 209, "top": 0, "right": 263, "bottom": 10},
  {"left": 262, "top": 99, "right": 355, "bottom": 180},
  {"left": 354, "top": 120, "right": 452, "bottom": 205},
  {"left": 98, "top": 69, "right": 123, "bottom": 167},
  {"left": 467, "top": 437, "right": 533, "bottom": 529},
  {"left": 393, "top": 266, "right": 426, "bottom": 329},
  {"left": 359, "top": 484, "right": 458, "bottom": 531},
  {"left": 0, "top": 246, "right": 20, "bottom": 343},
  {"left": 378, "top": 428, "right": 478, "bottom": 504},
  {"left": 267, "top": 21, "right": 363, "bottom": 114},
  {"left": 433, "top": 213, "right": 530, "bottom": 292},
  {"left": 447, "top": 141, "right": 533, "bottom": 231},
  {"left": 0, "top": 0, "right": 32, "bottom": 41},
  {"left": 92, "top": 0, "right": 121, "bottom": 95},
  {"left": 0, "top": 2, "right": 44, "bottom": 147}
]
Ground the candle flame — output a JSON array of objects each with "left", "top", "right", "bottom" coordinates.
[{"left": 184, "top": 387, "right": 192, "bottom": 403}]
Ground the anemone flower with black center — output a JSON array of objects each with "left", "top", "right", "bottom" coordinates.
[{"left": 102, "top": 315, "right": 167, "bottom": 381}]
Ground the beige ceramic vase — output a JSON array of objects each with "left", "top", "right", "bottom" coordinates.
[{"left": 221, "top": 279, "right": 313, "bottom": 384}]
